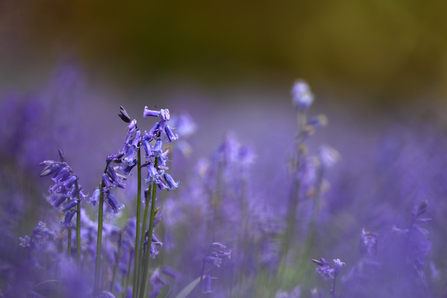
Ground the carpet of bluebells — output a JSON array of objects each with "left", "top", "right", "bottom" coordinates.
[{"left": 0, "top": 63, "right": 444, "bottom": 298}]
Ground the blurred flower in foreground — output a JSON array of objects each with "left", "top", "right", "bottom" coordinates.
[{"left": 291, "top": 79, "right": 314, "bottom": 111}]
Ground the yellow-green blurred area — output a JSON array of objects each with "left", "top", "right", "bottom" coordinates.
[{"left": 1, "top": 0, "right": 447, "bottom": 107}]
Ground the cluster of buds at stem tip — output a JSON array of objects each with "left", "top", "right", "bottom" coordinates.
[
  {"left": 40, "top": 149, "right": 88, "bottom": 227},
  {"left": 201, "top": 242, "right": 232, "bottom": 294}
]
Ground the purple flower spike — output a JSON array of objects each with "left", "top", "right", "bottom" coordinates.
[
  {"left": 165, "top": 125, "right": 179, "bottom": 143},
  {"left": 164, "top": 173, "right": 179, "bottom": 190},
  {"left": 143, "top": 106, "right": 161, "bottom": 118}
]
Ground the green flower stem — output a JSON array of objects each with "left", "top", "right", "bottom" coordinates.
[
  {"left": 111, "top": 231, "right": 123, "bottom": 294},
  {"left": 75, "top": 181, "right": 81, "bottom": 266},
  {"left": 138, "top": 184, "right": 152, "bottom": 282},
  {"left": 279, "top": 111, "right": 307, "bottom": 275},
  {"left": 139, "top": 157, "right": 158, "bottom": 297},
  {"left": 298, "top": 164, "right": 324, "bottom": 282},
  {"left": 67, "top": 227, "right": 72, "bottom": 260},
  {"left": 132, "top": 149, "right": 143, "bottom": 298},
  {"left": 94, "top": 180, "right": 106, "bottom": 296}
]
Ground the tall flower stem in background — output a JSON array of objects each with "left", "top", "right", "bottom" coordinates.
[
  {"left": 111, "top": 231, "right": 122, "bottom": 294},
  {"left": 123, "top": 249, "right": 133, "bottom": 298},
  {"left": 279, "top": 80, "right": 315, "bottom": 278},
  {"left": 139, "top": 158, "right": 159, "bottom": 297},
  {"left": 94, "top": 180, "right": 105, "bottom": 296},
  {"left": 298, "top": 164, "right": 324, "bottom": 281},
  {"left": 210, "top": 164, "right": 222, "bottom": 242},
  {"left": 280, "top": 110, "right": 307, "bottom": 269},
  {"left": 75, "top": 181, "right": 81, "bottom": 266},
  {"left": 132, "top": 149, "right": 143, "bottom": 298}
]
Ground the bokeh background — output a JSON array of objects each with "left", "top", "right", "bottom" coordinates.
[{"left": 1, "top": 1, "right": 447, "bottom": 297}]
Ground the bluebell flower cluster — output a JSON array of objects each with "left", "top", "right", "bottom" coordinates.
[
  {"left": 40, "top": 150, "right": 88, "bottom": 226},
  {"left": 201, "top": 242, "right": 231, "bottom": 294},
  {"left": 142, "top": 106, "right": 180, "bottom": 191}
]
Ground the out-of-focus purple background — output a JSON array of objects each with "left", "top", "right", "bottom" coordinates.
[{"left": 1, "top": 2, "right": 447, "bottom": 297}]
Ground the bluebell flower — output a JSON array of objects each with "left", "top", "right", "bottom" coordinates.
[
  {"left": 143, "top": 107, "right": 161, "bottom": 118},
  {"left": 165, "top": 125, "right": 179, "bottom": 143},
  {"left": 160, "top": 109, "right": 170, "bottom": 121},
  {"left": 291, "top": 79, "right": 313, "bottom": 111},
  {"left": 19, "top": 235, "right": 32, "bottom": 249},
  {"left": 333, "top": 259, "right": 346, "bottom": 277},
  {"left": 104, "top": 191, "right": 125, "bottom": 214},
  {"left": 90, "top": 188, "right": 100, "bottom": 206},
  {"left": 163, "top": 173, "right": 179, "bottom": 190},
  {"left": 312, "top": 257, "right": 335, "bottom": 281},
  {"left": 61, "top": 200, "right": 79, "bottom": 212},
  {"left": 359, "top": 228, "right": 378, "bottom": 258},
  {"left": 61, "top": 210, "right": 76, "bottom": 227}
]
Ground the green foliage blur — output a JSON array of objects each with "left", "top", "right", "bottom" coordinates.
[{"left": 1, "top": 0, "right": 447, "bottom": 106}]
